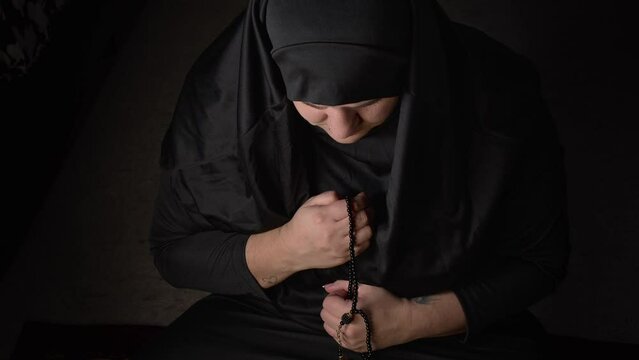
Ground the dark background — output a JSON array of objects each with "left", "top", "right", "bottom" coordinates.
[
  {"left": 1, "top": 0, "right": 637, "bottom": 357},
  {"left": 438, "top": 0, "right": 639, "bottom": 344}
]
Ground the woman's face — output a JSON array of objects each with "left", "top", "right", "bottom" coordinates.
[{"left": 292, "top": 96, "right": 400, "bottom": 144}]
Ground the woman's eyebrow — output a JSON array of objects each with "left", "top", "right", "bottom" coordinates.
[
  {"left": 304, "top": 98, "right": 380, "bottom": 109},
  {"left": 356, "top": 98, "right": 381, "bottom": 107},
  {"left": 303, "top": 102, "right": 327, "bottom": 109}
]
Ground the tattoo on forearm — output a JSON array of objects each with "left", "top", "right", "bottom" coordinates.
[
  {"left": 261, "top": 275, "right": 278, "bottom": 286},
  {"left": 411, "top": 295, "right": 435, "bottom": 305}
]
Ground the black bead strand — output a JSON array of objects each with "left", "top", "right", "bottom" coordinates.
[{"left": 337, "top": 196, "right": 373, "bottom": 360}]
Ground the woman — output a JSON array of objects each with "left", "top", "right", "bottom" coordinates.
[{"left": 134, "top": 0, "right": 570, "bottom": 359}]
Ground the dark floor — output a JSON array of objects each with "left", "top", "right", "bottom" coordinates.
[{"left": 8, "top": 321, "right": 639, "bottom": 359}]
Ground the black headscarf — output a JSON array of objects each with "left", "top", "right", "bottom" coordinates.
[
  {"left": 265, "top": 0, "right": 411, "bottom": 105},
  {"left": 158, "top": 0, "right": 567, "bottom": 337},
  {"left": 241, "top": 0, "right": 470, "bottom": 294}
]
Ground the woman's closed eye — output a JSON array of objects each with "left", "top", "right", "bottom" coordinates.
[{"left": 303, "top": 98, "right": 381, "bottom": 110}]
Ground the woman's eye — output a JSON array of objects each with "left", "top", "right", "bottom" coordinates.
[{"left": 303, "top": 102, "right": 326, "bottom": 110}]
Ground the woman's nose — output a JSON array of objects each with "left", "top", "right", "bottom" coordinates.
[{"left": 326, "top": 108, "right": 359, "bottom": 139}]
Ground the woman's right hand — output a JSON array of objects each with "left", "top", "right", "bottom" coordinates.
[{"left": 279, "top": 191, "right": 374, "bottom": 271}]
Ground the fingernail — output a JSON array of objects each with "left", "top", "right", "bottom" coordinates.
[{"left": 322, "top": 283, "right": 333, "bottom": 289}]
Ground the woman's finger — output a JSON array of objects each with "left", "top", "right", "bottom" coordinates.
[
  {"left": 336, "top": 208, "right": 370, "bottom": 234},
  {"left": 326, "top": 198, "right": 349, "bottom": 221},
  {"left": 320, "top": 307, "right": 341, "bottom": 331},
  {"left": 322, "top": 294, "right": 352, "bottom": 318},
  {"left": 324, "top": 284, "right": 349, "bottom": 298},
  {"left": 355, "top": 226, "right": 372, "bottom": 256},
  {"left": 352, "top": 192, "right": 368, "bottom": 212},
  {"left": 355, "top": 225, "right": 372, "bottom": 247},
  {"left": 326, "top": 193, "right": 369, "bottom": 221},
  {"left": 336, "top": 221, "right": 372, "bottom": 257},
  {"left": 323, "top": 321, "right": 337, "bottom": 339}
]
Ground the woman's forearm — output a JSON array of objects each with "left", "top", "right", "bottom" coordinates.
[
  {"left": 405, "top": 290, "right": 468, "bottom": 341},
  {"left": 245, "top": 226, "right": 301, "bottom": 289}
]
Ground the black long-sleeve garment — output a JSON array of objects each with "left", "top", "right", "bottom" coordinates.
[
  {"left": 145, "top": 5, "right": 571, "bottom": 355},
  {"left": 149, "top": 72, "right": 569, "bottom": 347}
]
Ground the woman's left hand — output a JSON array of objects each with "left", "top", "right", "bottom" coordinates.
[{"left": 321, "top": 280, "right": 414, "bottom": 352}]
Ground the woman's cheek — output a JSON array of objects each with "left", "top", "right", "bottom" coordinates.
[
  {"left": 359, "top": 107, "right": 386, "bottom": 127},
  {"left": 302, "top": 109, "right": 326, "bottom": 125}
]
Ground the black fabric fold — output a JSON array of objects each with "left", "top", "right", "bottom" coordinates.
[{"left": 148, "top": 0, "right": 570, "bottom": 354}]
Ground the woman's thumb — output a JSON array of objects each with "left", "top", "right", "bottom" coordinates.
[
  {"left": 305, "top": 190, "right": 340, "bottom": 207},
  {"left": 323, "top": 280, "right": 350, "bottom": 295}
]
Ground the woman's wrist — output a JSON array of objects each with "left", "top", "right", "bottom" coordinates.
[
  {"left": 276, "top": 222, "right": 305, "bottom": 272},
  {"left": 404, "top": 291, "right": 468, "bottom": 342},
  {"left": 246, "top": 225, "right": 301, "bottom": 288}
]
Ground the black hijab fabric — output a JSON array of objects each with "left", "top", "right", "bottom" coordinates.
[
  {"left": 266, "top": 0, "right": 411, "bottom": 105},
  {"left": 158, "top": 0, "right": 568, "bottom": 343}
]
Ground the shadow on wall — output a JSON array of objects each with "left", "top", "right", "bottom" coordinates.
[
  {"left": 440, "top": 0, "right": 639, "bottom": 345},
  {"left": 0, "top": 0, "right": 148, "bottom": 280}
]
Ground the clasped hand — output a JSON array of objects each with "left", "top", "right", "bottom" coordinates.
[
  {"left": 281, "top": 190, "right": 413, "bottom": 351},
  {"left": 321, "top": 280, "right": 414, "bottom": 352},
  {"left": 279, "top": 190, "right": 373, "bottom": 271}
]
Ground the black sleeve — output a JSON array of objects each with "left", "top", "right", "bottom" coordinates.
[
  {"left": 148, "top": 168, "right": 270, "bottom": 301},
  {"left": 452, "top": 209, "right": 570, "bottom": 344},
  {"left": 450, "top": 56, "right": 571, "bottom": 344}
]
